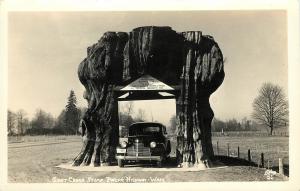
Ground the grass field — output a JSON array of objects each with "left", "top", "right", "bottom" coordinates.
[{"left": 7, "top": 135, "right": 288, "bottom": 182}]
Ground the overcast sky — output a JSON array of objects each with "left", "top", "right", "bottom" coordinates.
[{"left": 8, "top": 11, "right": 287, "bottom": 123}]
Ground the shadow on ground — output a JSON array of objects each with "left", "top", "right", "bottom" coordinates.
[
  {"left": 214, "top": 155, "right": 289, "bottom": 176},
  {"left": 110, "top": 156, "right": 289, "bottom": 176},
  {"left": 109, "top": 157, "right": 179, "bottom": 168}
]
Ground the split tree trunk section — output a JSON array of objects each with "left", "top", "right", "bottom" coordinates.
[{"left": 73, "top": 26, "right": 225, "bottom": 167}]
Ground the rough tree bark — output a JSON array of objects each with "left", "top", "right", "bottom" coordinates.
[
  {"left": 73, "top": 26, "right": 224, "bottom": 167},
  {"left": 176, "top": 31, "right": 224, "bottom": 167}
]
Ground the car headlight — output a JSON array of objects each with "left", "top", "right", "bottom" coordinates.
[
  {"left": 150, "top": 141, "right": 157, "bottom": 148},
  {"left": 120, "top": 141, "right": 127, "bottom": 148}
]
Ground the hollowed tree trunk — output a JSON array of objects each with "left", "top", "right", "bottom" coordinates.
[
  {"left": 176, "top": 32, "right": 224, "bottom": 167},
  {"left": 73, "top": 27, "right": 224, "bottom": 167}
]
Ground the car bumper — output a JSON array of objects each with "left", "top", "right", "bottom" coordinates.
[{"left": 116, "top": 155, "right": 161, "bottom": 161}]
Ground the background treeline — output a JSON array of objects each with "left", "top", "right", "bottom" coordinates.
[
  {"left": 118, "top": 104, "right": 264, "bottom": 137},
  {"left": 211, "top": 117, "right": 258, "bottom": 132},
  {"left": 118, "top": 102, "right": 151, "bottom": 137},
  {"left": 8, "top": 90, "right": 85, "bottom": 136},
  {"left": 119, "top": 110, "right": 262, "bottom": 137},
  {"left": 167, "top": 115, "right": 265, "bottom": 136},
  {"left": 118, "top": 102, "right": 150, "bottom": 127},
  {"left": 9, "top": 82, "right": 288, "bottom": 136}
]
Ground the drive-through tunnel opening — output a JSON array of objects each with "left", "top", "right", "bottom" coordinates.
[{"left": 114, "top": 75, "right": 180, "bottom": 159}]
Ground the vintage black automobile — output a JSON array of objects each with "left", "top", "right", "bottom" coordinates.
[{"left": 116, "top": 122, "right": 171, "bottom": 167}]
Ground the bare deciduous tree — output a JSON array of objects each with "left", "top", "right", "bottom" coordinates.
[
  {"left": 169, "top": 114, "right": 177, "bottom": 135},
  {"left": 119, "top": 102, "right": 135, "bottom": 127},
  {"left": 16, "top": 109, "right": 27, "bottom": 135},
  {"left": 135, "top": 108, "right": 146, "bottom": 122},
  {"left": 7, "top": 110, "right": 17, "bottom": 135},
  {"left": 252, "top": 83, "right": 288, "bottom": 135},
  {"left": 121, "top": 102, "right": 134, "bottom": 116}
]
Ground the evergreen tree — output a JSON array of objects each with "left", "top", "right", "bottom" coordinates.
[
  {"left": 64, "top": 90, "right": 80, "bottom": 135},
  {"left": 31, "top": 109, "right": 55, "bottom": 129}
]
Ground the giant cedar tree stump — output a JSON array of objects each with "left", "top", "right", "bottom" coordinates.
[{"left": 73, "top": 26, "right": 224, "bottom": 167}]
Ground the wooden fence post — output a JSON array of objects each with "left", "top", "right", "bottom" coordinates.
[
  {"left": 237, "top": 146, "right": 240, "bottom": 158},
  {"left": 261, "top": 153, "right": 264, "bottom": 168},
  {"left": 248, "top": 149, "right": 251, "bottom": 162},
  {"left": 279, "top": 158, "right": 284, "bottom": 175},
  {"left": 227, "top": 143, "right": 230, "bottom": 156}
]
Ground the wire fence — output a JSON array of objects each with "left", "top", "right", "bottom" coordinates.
[
  {"left": 212, "top": 131, "right": 289, "bottom": 137},
  {"left": 212, "top": 140, "right": 289, "bottom": 174}
]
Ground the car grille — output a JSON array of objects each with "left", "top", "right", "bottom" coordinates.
[{"left": 127, "top": 143, "right": 151, "bottom": 156}]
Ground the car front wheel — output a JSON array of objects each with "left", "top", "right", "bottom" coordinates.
[
  {"left": 118, "top": 159, "right": 124, "bottom": 167},
  {"left": 156, "top": 160, "right": 162, "bottom": 168}
]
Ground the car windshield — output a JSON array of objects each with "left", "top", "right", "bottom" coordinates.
[
  {"left": 143, "top": 126, "right": 160, "bottom": 133},
  {"left": 129, "top": 124, "right": 161, "bottom": 136}
]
